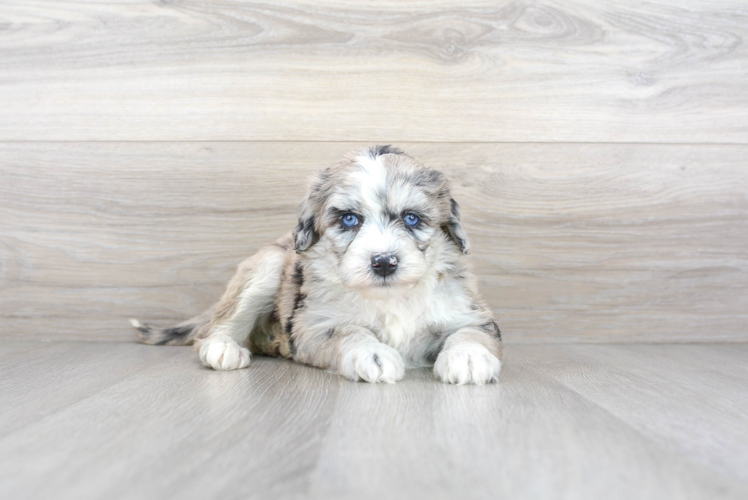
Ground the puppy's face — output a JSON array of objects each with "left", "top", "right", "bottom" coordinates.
[{"left": 294, "top": 146, "right": 469, "bottom": 298}]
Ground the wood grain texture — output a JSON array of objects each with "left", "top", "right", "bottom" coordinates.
[
  {"left": 0, "top": 342, "right": 746, "bottom": 499},
  {"left": 308, "top": 345, "right": 748, "bottom": 500},
  {"left": 0, "top": 342, "right": 341, "bottom": 500},
  {"left": 0, "top": 339, "right": 53, "bottom": 364},
  {"left": 1, "top": 142, "right": 746, "bottom": 342},
  {"left": 0, "top": 341, "right": 183, "bottom": 438},
  {"left": 0, "top": 0, "right": 746, "bottom": 142},
  {"left": 513, "top": 344, "right": 748, "bottom": 484}
]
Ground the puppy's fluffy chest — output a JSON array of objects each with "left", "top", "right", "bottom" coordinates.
[
  {"left": 357, "top": 279, "right": 465, "bottom": 350},
  {"left": 373, "top": 296, "right": 426, "bottom": 348}
]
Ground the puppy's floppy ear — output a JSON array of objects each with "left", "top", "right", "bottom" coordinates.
[
  {"left": 293, "top": 206, "right": 317, "bottom": 253},
  {"left": 446, "top": 198, "right": 470, "bottom": 255},
  {"left": 293, "top": 170, "right": 328, "bottom": 252}
]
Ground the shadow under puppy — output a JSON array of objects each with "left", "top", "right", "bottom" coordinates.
[{"left": 132, "top": 146, "right": 502, "bottom": 384}]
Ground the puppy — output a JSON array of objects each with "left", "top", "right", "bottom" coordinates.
[{"left": 132, "top": 146, "right": 502, "bottom": 384}]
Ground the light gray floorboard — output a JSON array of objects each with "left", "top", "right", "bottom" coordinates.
[
  {"left": 0, "top": 342, "right": 182, "bottom": 438},
  {"left": 0, "top": 339, "right": 53, "bottom": 361},
  {"left": 513, "top": 344, "right": 748, "bottom": 484},
  {"left": 306, "top": 359, "right": 741, "bottom": 500},
  {"left": 652, "top": 344, "right": 748, "bottom": 381},
  {"left": 0, "top": 342, "right": 746, "bottom": 500}
]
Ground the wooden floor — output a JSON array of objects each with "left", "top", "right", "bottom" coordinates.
[{"left": 1, "top": 340, "right": 746, "bottom": 499}]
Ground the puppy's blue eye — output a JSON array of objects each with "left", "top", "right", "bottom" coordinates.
[
  {"left": 342, "top": 214, "right": 359, "bottom": 227},
  {"left": 404, "top": 214, "right": 419, "bottom": 226}
]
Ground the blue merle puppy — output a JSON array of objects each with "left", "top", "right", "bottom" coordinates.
[{"left": 132, "top": 146, "right": 502, "bottom": 384}]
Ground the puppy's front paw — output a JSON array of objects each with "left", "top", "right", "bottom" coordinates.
[
  {"left": 340, "top": 343, "right": 405, "bottom": 383},
  {"left": 434, "top": 343, "right": 500, "bottom": 385},
  {"left": 198, "top": 334, "right": 251, "bottom": 371}
]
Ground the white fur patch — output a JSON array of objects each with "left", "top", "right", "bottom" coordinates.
[
  {"left": 368, "top": 275, "right": 474, "bottom": 351},
  {"left": 353, "top": 154, "right": 388, "bottom": 216},
  {"left": 339, "top": 342, "right": 405, "bottom": 383},
  {"left": 433, "top": 343, "right": 500, "bottom": 385},
  {"left": 198, "top": 334, "right": 251, "bottom": 371}
]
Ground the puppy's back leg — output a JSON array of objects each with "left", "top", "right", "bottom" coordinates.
[{"left": 196, "top": 245, "right": 287, "bottom": 371}]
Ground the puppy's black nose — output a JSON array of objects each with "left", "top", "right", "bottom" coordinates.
[{"left": 371, "top": 253, "right": 398, "bottom": 277}]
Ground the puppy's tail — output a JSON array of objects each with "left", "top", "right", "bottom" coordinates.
[{"left": 130, "top": 307, "right": 213, "bottom": 346}]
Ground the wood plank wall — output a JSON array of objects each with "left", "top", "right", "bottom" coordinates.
[{"left": 1, "top": 1, "right": 746, "bottom": 342}]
